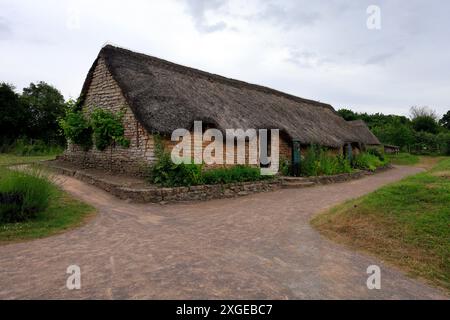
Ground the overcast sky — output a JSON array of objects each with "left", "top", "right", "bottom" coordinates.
[{"left": 1, "top": 0, "right": 449, "bottom": 117}]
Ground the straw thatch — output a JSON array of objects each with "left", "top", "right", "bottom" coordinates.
[
  {"left": 347, "top": 120, "right": 381, "bottom": 145},
  {"left": 80, "top": 45, "right": 364, "bottom": 147}
]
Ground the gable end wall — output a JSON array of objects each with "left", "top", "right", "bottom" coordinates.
[{"left": 61, "top": 57, "right": 156, "bottom": 175}]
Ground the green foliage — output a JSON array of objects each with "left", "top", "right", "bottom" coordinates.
[
  {"left": 300, "top": 145, "right": 353, "bottom": 176},
  {"left": 203, "top": 165, "right": 266, "bottom": 184},
  {"left": 411, "top": 131, "right": 440, "bottom": 155},
  {"left": 2, "top": 138, "right": 63, "bottom": 156},
  {"left": 437, "top": 132, "right": 450, "bottom": 156},
  {"left": 279, "top": 156, "right": 291, "bottom": 176},
  {"left": 337, "top": 108, "right": 358, "bottom": 121},
  {"left": 439, "top": 110, "right": 450, "bottom": 130},
  {"left": 149, "top": 151, "right": 204, "bottom": 187},
  {"left": 352, "top": 152, "right": 387, "bottom": 171},
  {"left": 148, "top": 135, "right": 203, "bottom": 187},
  {"left": 0, "top": 83, "right": 28, "bottom": 142},
  {"left": 90, "top": 108, "right": 130, "bottom": 151},
  {"left": 337, "top": 107, "right": 450, "bottom": 155},
  {"left": 371, "top": 121, "right": 415, "bottom": 150},
  {"left": 148, "top": 135, "right": 268, "bottom": 187},
  {"left": 0, "top": 156, "right": 95, "bottom": 242},
  {"left": 366, "top": 148, "right": 385, "bottom": 161},
  {"left": 58, "top": 102, "right": 93, "bottom": 151},
  {"left": 0, "top": 168, "right": 54, "bottom": 223},
  {"left": 412, "top": 116, "right": 439, "bottom": 134},
  {"left": 20, "top": 81, "right": 67, "bottom": 144}
]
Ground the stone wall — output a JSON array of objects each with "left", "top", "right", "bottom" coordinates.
[{"left": 61, "top": 57, "right": 156, "bottom": 175}]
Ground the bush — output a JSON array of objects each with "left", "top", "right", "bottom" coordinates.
[
  {"left": 59, "top": 106, "right": 92, "bottom": 151},
  {"left": 149, "top": 151, "right": 203, "bottom": 187},
  {"left": 366, "top": 148, "right": 385, "bottom": 161},
  {"left": 300, "top": 145, "right": 352, "bottom": 177},
  {"left": 0, "top": 168, "right": 54, "bottom": 223},
  {"left": 148, "top": 135, "right": 268, "bottom": 187},
  {"left": 279, "top": 156, "right": 291, "bottom": 176},
  {"left": 90, "top": 108, "right": 130, "bottom": 151},
  {"left": 352, "top": 152, "right": 387, "bottom": 171},
  {"left": 203, "top": 165, "right": 266, "bottom": 185}
]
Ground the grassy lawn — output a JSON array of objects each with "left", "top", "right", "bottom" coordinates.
[
  {"left": 0, "top": 154, "right": 95, "bottom": 244},
  {"left": 311, "top": 157, "right": 450, "bottom": 292},
  {"left": 386, "top": 153, "right": 420, "bottom": 166}
]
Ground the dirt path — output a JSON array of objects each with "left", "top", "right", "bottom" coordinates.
[{"left": 0, "top": 166, "right": 447, "bottom": 299}]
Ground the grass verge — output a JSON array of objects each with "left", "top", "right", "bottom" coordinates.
[
  {"left": 386, "top": 153, "right": 420, "bottom": 166},
  {"left": 0, "top": 154, "right": 95, "bottom": 244},
  {"left": 311, "top": 157, "right": 450, "bottom": 292}
]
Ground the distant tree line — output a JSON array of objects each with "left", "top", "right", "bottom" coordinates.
[
  {"left": 338, "top": 107, "right": 450, "bottom": 155},
  {"left": 0, "top": 82, "right": 67, "bottom": 153}
]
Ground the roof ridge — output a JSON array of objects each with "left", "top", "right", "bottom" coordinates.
[{"left": 100, "top": 44, "right": 336, "bottom": 112}]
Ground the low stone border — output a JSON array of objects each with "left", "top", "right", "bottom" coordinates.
[
  {"left": 43, "top": 161, "right": 282, "bottom": 203},
  {"left": 42, "top": 161, "right": 392, "bottom": 204},
  {"left": 301, "top": 165, "right": 392, "bottom": 185}
]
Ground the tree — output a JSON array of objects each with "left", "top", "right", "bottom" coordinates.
[
  {"left": 439, "top": 110, "right": 450, "bottom": 130},
  {"left": 20, "top": 81, "right": 67, "bottom": 143},
  {"left": 337, "top": 108, "right": 358, "bottom": 121},
  {"left": 371, "top": 121, "right": 414, "bottom": 150},
  {"left": 410, "top": 106, "right": 439, "bottom": 134},
  {"left": 0, "top": 83, "right": 29, "bottom": 143}
]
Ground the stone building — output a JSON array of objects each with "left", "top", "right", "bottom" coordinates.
[{"left": 61, "top": 45, "right": 378, "bottom": 175}]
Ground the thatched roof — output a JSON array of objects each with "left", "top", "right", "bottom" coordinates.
[
  {"left": 80, "top": 45, "right": 363, "bottom": 147},
  {"left": 347, "top": 120, "right": 381, "bottom": 145}
]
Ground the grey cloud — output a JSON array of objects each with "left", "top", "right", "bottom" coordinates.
[
  {"left": 255, "top": 2, "right": 321, "bottom": 29},
  {"left": 286, "top": 48, "right": 332, "bottom": 68},
  {"left": 183, "top": 0, "right": 228, "bottom": 33},
  {"left": 0, "top": 17, "right": 12, "bottom": 40},
  {"left": 365, "top": 48, "right": 403, "bottom": 65}
]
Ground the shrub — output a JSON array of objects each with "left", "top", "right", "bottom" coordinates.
[
  {"left": 203, "top": 165, "right": 266, "bottom": 185},
  {"left": 90, "top": 108, "right": 130, "bottom": 151},
  {"left": 366, "top": 148, "right": 385, "bottom": 161},
  {"left": 352, "top": 152, "right": 387, "bottom": 171},
  {"left": 300, "top": 145, "right": 352, "bottom": 177},
  {"left": 148, "top": 135, "right": 268, "bottom": 187},
  {"left": 149, "top": 152, "right": 203, "bottom": 187},
  {"left": 58, "top": 107, "right": 92, "bottom": 151},
  {"left": 279, "top": 156, "right": 291, "bottom": 176},
  {"left": 147, "top": 135, "right": 203, "bottom": 187},
  {"left": 0, "top": 168, "right": 54, "bottom": 223}
]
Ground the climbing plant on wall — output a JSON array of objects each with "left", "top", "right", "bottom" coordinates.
[
  {"left": 58, "top": 100, "right": 92, "bottom": 151},
  {"left": 90, "top": 108, "right": 130, "bottom": 151},
  {"left": 59, "top": 104, "right": 130, "bottom": 152}
]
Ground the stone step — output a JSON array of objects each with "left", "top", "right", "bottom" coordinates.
[{"left": 281, "top": 181, "right": 316, "bottom": 189}]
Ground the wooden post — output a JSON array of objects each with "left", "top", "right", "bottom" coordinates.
[
  {"left": 346, "top": 143, "right": 353, "bottom": 162},
  {"left": 291, "top": 139, "right": 301, "bottom": 177}
]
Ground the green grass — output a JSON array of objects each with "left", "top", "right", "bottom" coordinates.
[
  {"left": 0, "top": 154, "right": 57, "bottom": 166},
  {"left": 311, "top": 157, "right": 450, "bottom": 292},
  {"left": 386, "top": 153, "right": 420, "bottom": 165},
  {"left": 0, "top": 154, "right": 95, "bottom": 244}
]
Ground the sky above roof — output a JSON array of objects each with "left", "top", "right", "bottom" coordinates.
[{"left": 1, "top": 0, "right": 449, "bottom": 117}]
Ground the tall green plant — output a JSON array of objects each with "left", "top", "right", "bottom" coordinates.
[
  {"left": 300, "top": 144, "right": 352, "bottom": 176},
  {"left": 90, "top": 108, "right": 130, "bottom": 151},
  {"left": 0, "top": 168, "right": 54, "bottom": 223},
  {"left": 58, "top": 103, "right": 92, "bottom": 151}
]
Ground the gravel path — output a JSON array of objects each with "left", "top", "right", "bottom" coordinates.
[{"left": 0, "top": 165, "right": 447, "bottom": 299}]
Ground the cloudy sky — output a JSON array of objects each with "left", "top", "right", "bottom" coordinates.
[{"left": 1, "top": 0, "right": 449, "bottom": 117}]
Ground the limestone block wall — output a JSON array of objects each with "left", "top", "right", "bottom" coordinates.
[{"left": 61, "top": 57, "right": 156, "bottom": 175}]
